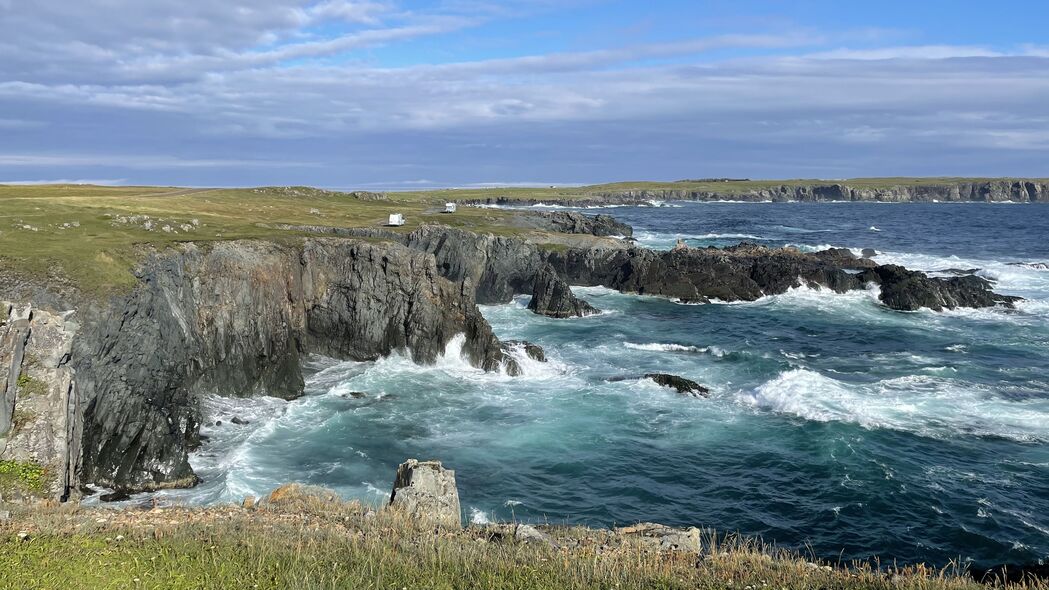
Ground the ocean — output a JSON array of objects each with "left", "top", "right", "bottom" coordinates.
[{"left": 162, "top": 202, "right": 1049, "bottom": 568}]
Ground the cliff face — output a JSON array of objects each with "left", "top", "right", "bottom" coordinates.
[
  {"left": 9, "top": 238, "right": 507, "bottom": 496},
  {"left": 0, "top": 303, "right": 80, "bottom": 500},
  {"left": 462, "top": 180, "right": 1049, "bottom": 206}
]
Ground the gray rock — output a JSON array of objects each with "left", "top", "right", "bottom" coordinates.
[
  {"left": 72, "top": 239, "right": 508, "bottom": 493},
  {"left": 861, "top": 248, "right": 878, "bottom": 258},
  {"left": 514, "top": 211, "right": 633, "bottom": 237},
  {"left": 527, "top": 266, "right": 599, "bottom": 318},
  {"left": 388, "top": 459, "right": 462, "bottom": 529},
  {"left": 515, "top": 524, "right": 559, "bottom": 548}
]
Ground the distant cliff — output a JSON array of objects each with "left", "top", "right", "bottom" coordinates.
[{"left": 462, "top": 179, "right": 1049, "bottom": 206}]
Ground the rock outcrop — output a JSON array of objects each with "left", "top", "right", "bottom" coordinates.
[
  {"left": 859, "top": 265, "right": 1021, "bottom": 311},
  {"left": 388, "top": 459, "right": 461, "bottom": 529},
  {"left": 527, "top": 266, "right": 599, "bottom": 318},
  {"left": 513, "top": 211, "right": 633, "bottom": 237},
  {"left": 69, "top": 239, "right": 508, "bottom": 494},
  {"left": 0, "top": 302, "right": 80, "bottom": 500},
  {"left": 644, "top": 374, "right": 710, "bottom": 397}
]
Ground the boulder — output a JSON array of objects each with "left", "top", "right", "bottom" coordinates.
[
  {"left": 527, "top": 266, "right": 599, "bottom": 318},
  {"left": 644, "top": 373, "right": 710, "bottom": 397},
  {"left": 388, "top": 459, "right": 462, "bottom": 529},
  {"left": 861, "top": 248, "right": 878, "bottom": 258}
]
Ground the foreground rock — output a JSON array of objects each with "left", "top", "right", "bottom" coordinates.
[
  {"left": 644, "top": 374, "right": 710, "bottom": 397},
  {"left": 527, "top": 266, "right": 599, "bottom": 318},
  {"left": 388, "top": 459, "right": 462, "bottom": 529}
]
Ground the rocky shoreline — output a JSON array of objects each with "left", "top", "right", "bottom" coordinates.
[
  {"left": 0, "top": 210, "right": 1022, "bottom": 502},
  {"left": 459, "top": 179, "right": 1049, "bottom": 206}
]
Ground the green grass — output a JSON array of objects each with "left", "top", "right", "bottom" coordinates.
[
  {"left": 2, "top": 501, "right": 1041, "bottom": 590},
  {"left": 0, "top": 185, "right": 521, "bottom": 297},
  {"left": 0, "top": 459, "right": 47, "bottom": 496}
]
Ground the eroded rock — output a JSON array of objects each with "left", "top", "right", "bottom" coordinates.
[
  {"left": 389, "top": 459, "right": 462, "bottom": 529},
  {"left": 527, "top": 266, "right": 599, "bottom": 318}
]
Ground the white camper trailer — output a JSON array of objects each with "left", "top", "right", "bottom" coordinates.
[
  {"left": 444, "top": 202, "right": 457, "bottom": 213},
  {"left": 387, "top": 213, "right": 405, "bottom": 226}
]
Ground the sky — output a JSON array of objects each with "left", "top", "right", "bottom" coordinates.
[{"left": 1, "top": 0, "right": 1048, "bottom": 188}]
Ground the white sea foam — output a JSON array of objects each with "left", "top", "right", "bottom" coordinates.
[
  {"left": 742, "top": 369, "right": 1049, "bottom": 442},
  {"left": 470, "top": 507, "right": 492, "bottom": 524},
  {"left": 623, "top": 342, "right": 705, "bottom": 353}
]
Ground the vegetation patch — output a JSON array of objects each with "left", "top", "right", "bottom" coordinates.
[
  {"left": 0, "top": 459, "right": 47, "bottom": 495},
  {"left": 17, "top": 373, "right": 48, "bottom": 397}
]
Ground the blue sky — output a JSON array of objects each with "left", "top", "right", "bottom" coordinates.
[{"left": 1, "top": 0, "right": 1047, "bottom": 187}]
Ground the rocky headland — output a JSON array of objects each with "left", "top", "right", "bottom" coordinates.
[{"left": 0, "top": 207, "right": 1021, "bottom": 503}]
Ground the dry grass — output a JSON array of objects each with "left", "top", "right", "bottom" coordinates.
[{"left": 1, "top": 498, "right": 1044, "bottom": 590}]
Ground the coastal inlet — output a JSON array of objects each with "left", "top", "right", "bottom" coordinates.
[{"left": 156, "top": 202, "right": 1049, "bottom": 570}]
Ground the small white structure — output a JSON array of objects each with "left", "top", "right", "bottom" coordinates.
[
  {"left": 387, "top": 213, "right": 405, "bottom": 226},
  {"left": 444, "top": 202, "right": 457, "bottom": 213}
]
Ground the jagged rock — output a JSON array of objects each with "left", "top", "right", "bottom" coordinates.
[
  {"left": 644, "top": 374, "right": 710, "bottom": 397},
  {"left": 72, "top": 239, "right": 508, "bottom": 493},
  {"left": 528, "top": 266, "right": 599, "bottom": 318},
  {"left": 230, "top": 416, "right": 249, "bottom": 425},
  {"left": 861, "top": 265, "right": 1020, "bottom": 311},
  {"left": 498, "top": 340, "right": 547, "bottom": 377},
  {"left": 515, "top": 524, "right": 559, "bottom": 548},
  {"left": 388, "top": 459, "right": 461, "bottom": 529},
  {"left": 348, "top": 391, "right": 367, "bottom": 399},
  {"left": 501, "top": 340, "right": 546, "bottom": 363},
  {"left": 515, "top": 211, "right": 633, "bottom": 237}
]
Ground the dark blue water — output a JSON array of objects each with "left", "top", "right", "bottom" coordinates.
[{"left": 171, "top": 202, "right": 1049, "bottom": 569}]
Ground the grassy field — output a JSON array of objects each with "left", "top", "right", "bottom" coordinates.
[
  {"left": 2, "top": 494, "right": 1042, "bottom": 590},
  {"left": 0, "top": 184, "right": 520, "bottom": 296}
]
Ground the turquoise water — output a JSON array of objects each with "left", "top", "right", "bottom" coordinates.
[{"left": 172, "top": 203, "right": 1049, "bottom": 568}]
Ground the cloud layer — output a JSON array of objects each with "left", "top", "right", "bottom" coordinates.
[{"left": 2, "top": 1, "right": 1048, "bottom": 186}]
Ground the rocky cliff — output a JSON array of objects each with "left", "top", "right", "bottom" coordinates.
[
  {"left": 461, "top": 179, "right": 1049, "bottom": 206},
  {"left": 4, "top": 238, "right": 513, "bottom": 498},
  {"left": 0, "top": 214, "right": 1023, "bottom": 501}
]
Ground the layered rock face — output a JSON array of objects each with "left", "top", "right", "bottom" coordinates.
[
  {"left": 461, "top": 179, "right": 1049, "bottom": 206},
  {"left": 0, "top": 303, "right": 80, "bottom": 500},
  {"left": 70, "top": 239, "right": 507, "bottom": 494}
]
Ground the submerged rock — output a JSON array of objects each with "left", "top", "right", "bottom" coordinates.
[
  {"left": 644, "top": 373, "right": 710, "bottom": 397},
  {"left": 500, "top": 340, "right": 546, "bottom": 363},
  {"left": 388, "top": 459, "right": 462, "bottom": 529},
  {"left": 527, "top": 266, "right": 599, "bottom": 318}
]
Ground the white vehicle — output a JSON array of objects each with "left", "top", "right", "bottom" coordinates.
[
  {"left": 444, "top": 202, "right": 457, "bottom": 213},
  {"left": 387, "top": 213, "right": 405, "bottom": 226}
]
